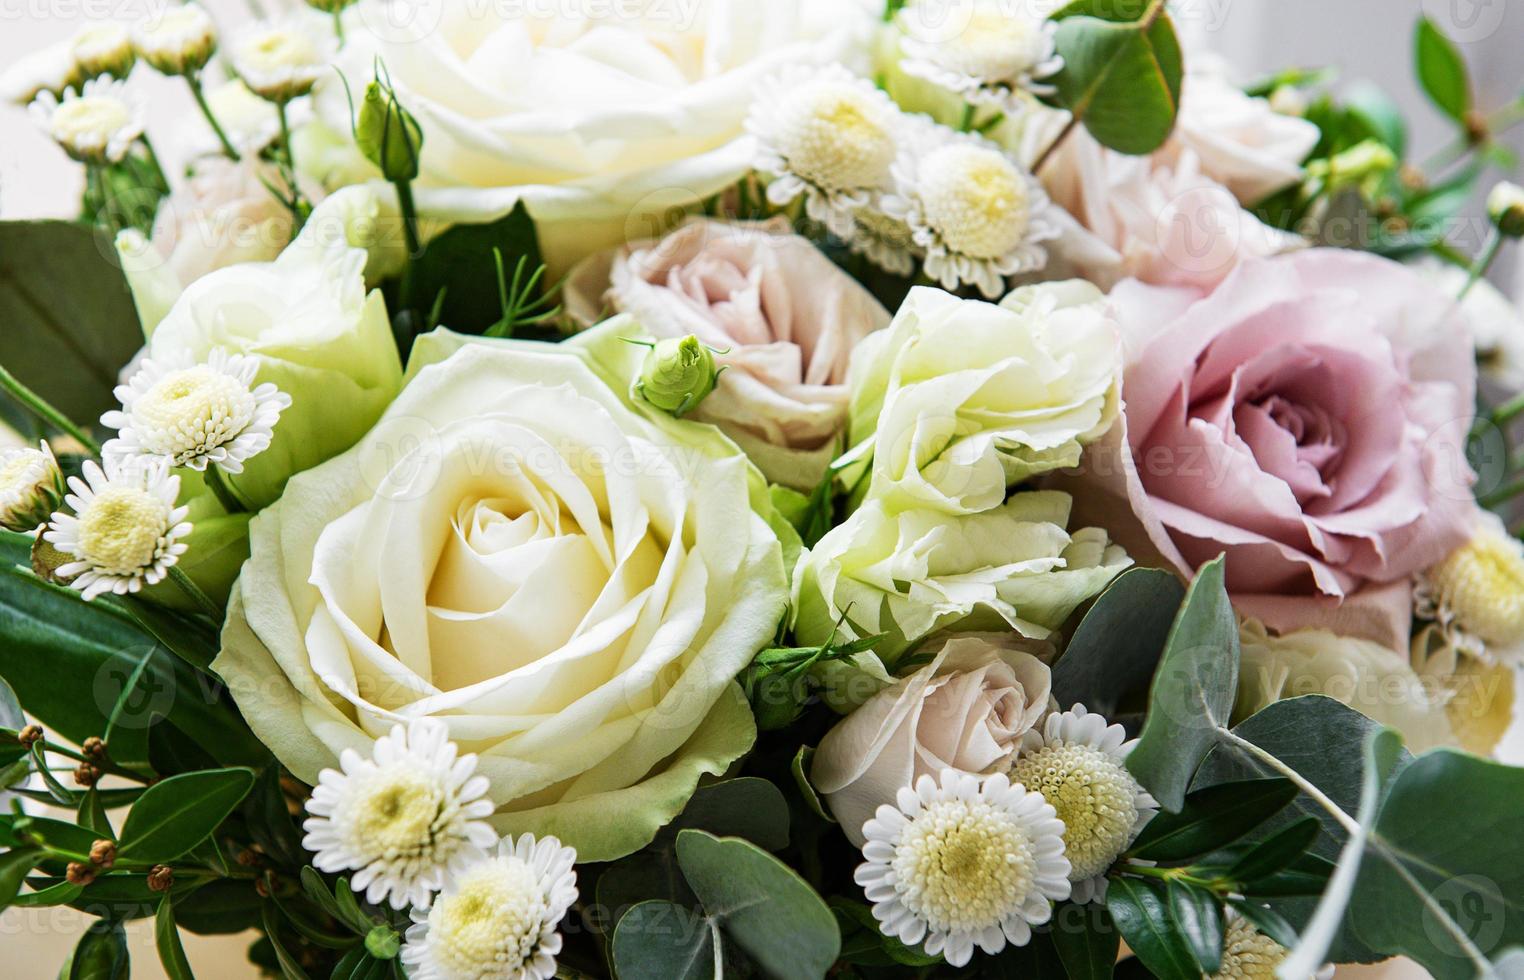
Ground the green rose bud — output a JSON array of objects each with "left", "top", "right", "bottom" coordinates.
[
  {"left": 356, "top": 80, "right": 423, "bottom": 183},
  {"left": 633, "top": 335, "right": 723, "bottom": 417},
  {"left": 1488, "top": 181, "right": 1524, "bottom": 238}
]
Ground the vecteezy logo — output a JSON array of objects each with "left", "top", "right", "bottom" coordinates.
[{"left": 1423, "top": 0, "right": 1507, "bottom": 41}]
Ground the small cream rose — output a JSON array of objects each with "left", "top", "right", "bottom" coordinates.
[{"left": 812, "top": 634, "right": 1051, "bottom": 845}]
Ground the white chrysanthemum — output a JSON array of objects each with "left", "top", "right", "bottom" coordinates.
[
  {"left": 855, "top": 769, "right": 1071, "bottom": 967},
  {"left": 898, "top": 0, "right": 1063, "bottom": 107},
  {"left": 748, "top": 63, "right": 906, "bottom": 237},
  {"left": 29, "top": 75, "right": 145, "bottom": 164},
  {"left": 1011, "top": 704, "right": 1157, "bottom": 904},
  {"left": 302, "top": 719, "right": 497, "bottom": 910},
  {"left": 1416, "top": 512, "right": 1524, "bottom": 664},
  {"left": 1212, "top": 910, "right": 1334, "bottom": 980},
  {"left": 102, "top": 348, "right": 291, "bottom": 475},
  {"left": 71, "top": 24, "right": 136, "bottom": 80},
  {"left": 229, "top": 19, "right": 333, "bottom": 103},
  {"left": 44, "top": 458, "right": 191, "bottom": 600},
  {"left": 0, "top": 442, "right": 65, "bottom": 533},
  {"left": 843, "top": 203, "right": 921, "bottom": 276},
  {"left": 134, "top": 4, "right": 219, "bottom": 77},
  {"left": 0, "top": 44, "right": 82, "bottom": 106},
  {"left": 883, "top": 133, "right": 1059, "bottom": 298},
  {"left": 401, "top": 835, "right": 578, "bottom": 980}
]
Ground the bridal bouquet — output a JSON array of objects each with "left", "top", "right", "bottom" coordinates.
[{"left": 4, "top": 0, "right": 1524, "bottom": 977}]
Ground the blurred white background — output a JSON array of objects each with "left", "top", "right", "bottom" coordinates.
[{"left": 1, "top": 0, "right": 1522, "bottom": 977}]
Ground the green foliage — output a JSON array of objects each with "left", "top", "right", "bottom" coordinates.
[
  {"left": 1049, "top": 1, "right": 1183, "bottom": 155},
  {"left": 403, "top": 201, "right": 544, "bottom": 338},
  {"left": 1415, "top": 17, "right": 1472, "bottom": 123},
  {"left": 741, "top": 630, "right": 885, "bottom": 731},
  {"left": 155, "top": 898, "right": 196, "bottom": 980},
  {"left": 1129, "top": 778, "right": 1299, "bottom": 863},
  {"left": 117, "top": 768, "right": 256, "bottom": 863},
  {"left": 1106, "top": 877, "right": 1204, "bottom": 979},
  {"left": 69, "top": 921, "right": 130, "bottom": 980},
  {"left": 1050, "top": 567, "right": 1185, "bottom": 715}
]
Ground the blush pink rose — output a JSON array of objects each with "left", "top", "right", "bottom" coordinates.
[
  {"left": 1074, "top": 250, "right": 1477, "bottom": 648},
  {"left": 567, "top": 217, "right": 890, "bottom": 490}
]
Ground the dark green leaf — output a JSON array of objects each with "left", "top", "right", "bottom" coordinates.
[
  {"left": 172, "top": 879, "right": 263, "bottom": 936},
  {"left": 596, "top": 850, "right": 697, "bottom": 937},
  {"left": 1049, "top": 902, "right": 1120, "bottom": 980},
  {"left": 791, "top": 745, "right": 833, "bottom": 823},
  {"left": 78, "top": 788, "right": 114, "bottom": 838},
  {"left": 69, "top": 921, "right": 130, "bottom": 980},
  {"left": 1127, "top": 557, "right": 1239, "bottom": 811},
  {"left": 611, "top": 900, "right": 716, "bottom": 980},
  {"left": 0, "top": 846, "right": 42, "bottom": 908},
  {"left": 155, "top": 897, "right": 195, "bottom": 980},
  {"left": 245, "top": 765, "right": 305, "bottom": 869},
  {"left": 675, "top": 830, "right": 839, "bottom": 980},
  {"left": 1229, "top": 898, "right": 1301, "bottom": 950},
  {"left": 11, "top": 879, "right": 82, "bottom": 907},
  {"left": 1130, "top": 778, "right": 1297, "bottom": 862},
  {"left": 830, "top": 897, "right": 940, "bottom": 967},
  {"left": 405, "top": 202, "right": 542, "bottom": 337},
  {"left": 656, "top": 777, "right": 790, "bottom": 852},
  {"left": 0, "top": 221, "right": 143, "bottom": 426},
  {"left": 264, "top": 902, "right": 316, "bottom": 980},
  {"left": 1050, "top": 10, "right": 1184, "bottom": 155},
  {"left": 1051, "top": 567, "right": 1184, "bottom": 715},
  {"left": 1415, "top": 17, "right": 1472, "bottom": 123},
  {"left": 118, "top": 768, "right": 255, "bottom": 863},
  {"left": 1106, "top": 877, "right": 1200, "bottom": 980},
  {"left": 1167, "top": 879, "right": 1224, "bottom": 974},
  {"left": 1226, "top": 818, "right": 1321, "bottom": 885}
]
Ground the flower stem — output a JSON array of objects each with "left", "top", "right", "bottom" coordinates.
[
  {"left": 0, "top": 362, "right": 102, "bottom": 454},
  {"left": 186, "top": 72, "right": 241, "bottom": 161},
  {"left": 1460, "top": 226, "right": 1504, "bottom": 301},
  {"left": 959, "top": 102, "right": 977, "bottom": 133},
  {"left": 168, "top": 566, "right": 223, "bottom": 621},
  {"left": 395, "top": 178, "right": 423, "bottom": 326},
  {"left": 275, "top": 101, "right": 309, "bottom": 231},
  {"left": 203, "top": 466, "right": 248, "bottom": 515},
  {"left": 1218, "top": 727, "right": 1362, "bottom": 837}
]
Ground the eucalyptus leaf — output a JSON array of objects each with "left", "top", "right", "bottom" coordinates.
[
  {"left": 1050, "top": 567, "right": 1184, "bottom": 716},
  {"left": 118, "top": 768, "right": 255, "bottom": 863},
  {"left": 1050, "top": 5, "right": 1183, "bottom": 155},
  {"left": 655, "top": 778, "right": 790, "bottom": 852},
  {"left": 1127, "top": 556, "right": 1238, "bottom": 811},
  {"left": 612, "top": 900, "right": 717, "bottom": 980}
]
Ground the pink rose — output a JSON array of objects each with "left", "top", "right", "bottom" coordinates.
[
  {"left": 1076, "top": 250, "right": 1477, "bottom": 649},
  {"left": 150, "top": 157, "right": 303, "bottom": 288},
  {"left": 567, "top": 218, "right": 890, "bottom": 490}
]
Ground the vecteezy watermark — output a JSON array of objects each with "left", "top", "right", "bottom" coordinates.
[
  {"left": 1422, "top": 0, "right": 1509, "bottom": 42},
  {"left": 355, "top": 0, "right": 705, "bottom": 45}
]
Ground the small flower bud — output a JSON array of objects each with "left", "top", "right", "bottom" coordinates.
[
  {"left": 17, "top": 724, "right": 43, "bottom": 747},
  {"left": 134, "top": 5, "right": 218, "bottom": 77},
  {"left": 148, "top": 865, "right": 174, "bottom": 892},
  {"left": 1267, "top": 83, "right": 1306, "bottom": 117},
  {"left": 633, "top": 336, "right": 724, "bottom": 418},
  {"left": 81, "top": 736, "right": 108, "bottom": 763},
  {"left": 30, "top": 534, "right": 76, "bottom": 586},
  {"left": 66, "top": 862, "right": 97, "bottom": 887},
  {"left": 305, "top": 0, "right": 359, "bottom": 13},
  {"left": 365, "top": 925, "right": 401, "bottom": 960},
  {"left": 72, "top": 25, "right": 137, "bottom": 81},
  {"left": 0, "top": 442, "right": 65, "bottom": 533},
  {"left": 1488, "top": 182, "right": 1524, "bottom": 238},
  {"left": 1305, "top": 139, "right": 1397, "bottom": 200},
  {"left": 89, "top": 840, "right": 117, "bottom": 871},
  {"left": 356, "top": 80, "right": 423, "bottom": 183},
  {"left": 73, "top": 762, "right": 100, "bottom": 788}
]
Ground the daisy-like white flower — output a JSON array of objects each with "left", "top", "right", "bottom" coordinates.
[
  {"left": 855, "top": 769, "right": 1071, "bottom": 967},
  {"left": 748, "top": 63, "right": 907, "bottom": 237},
  {"left": 0, "top": 442, "right": 65, "bottom": 533},
  {"left": 1010, "top": 704, "right": 1158, "bottom": 904},
  {"left": 229, "top": 19, "right": 334, "bottom": 103},
  {"left": 401, "top": 835, "right": 578, "bottom": 980},
  {"left": 71, "top": 24, "right": 137, "bottom": 81},
  {"left": 883, "top": 132, "right": 1060, "bottom": 298},
  {"left": 898, "top": 0, "right": 1063, "bottom": 107},
  {"left": 843, "top": 203, "right": 921, "bottom": 276},
  {"left": 1211, "top": 909, "right": 1334, "bottom": 980},
  {"left": 302, "top": 719, "right": 497, "bottom": 910},
  {"left": 134, "top": 4, "right": 219, "bottom": 78},
  {"left": 102, "top": 348, "right": 291, "bottom": 475},
  {"left": 0, "top": 45, "right": 82, "bottom": 106},
  {"left": 44, "top": 457, "right": 192, "bottom": 600},
  {"left": 1415, "top": 512, "right": 1524, "bottom": 664},
  {"left": 29, "top": 75, "right": 146, "bottom": 164}
]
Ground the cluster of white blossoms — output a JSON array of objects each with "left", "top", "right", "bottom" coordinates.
[
  {"left": 1415, "top": 511, "right": 1524, "bottom": 665},
  {"left": 855, "top": 705, "right": 1153, "bottom": 964},
  {"left": 29, "top": 76, "right": 145, "bottom": 164},
  {"left": 897, "top": 0, "right": 1064, "bottom": 108},
  {"left": 747, "top": 66, "right": 1059, "bottom": 295},
  {"left": 304, "top": 720, "right": 580, "bottom": 980}
]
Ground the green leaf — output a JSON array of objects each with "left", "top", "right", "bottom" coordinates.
[
  {"left": 172, "top": 879, "right": 263, "bottom": 936},
  {"left": 1226, "top": 818, "right": 1321, "bottom": 885},
  {"left": 1050, "top": 8, "right": 1184, "bottom": 155},
  {"left": 1050, "top": 902, "right": 1121, "bottom": 980},
  {"left": 0, "top": 221, "right": 143, "bottom": 426},
  {"left": 612, "top": 900, "right": 717, "bottom": 980},
  {"left": 655, "top": 777, "right": 790, "bottom": 852},
  {"left": 405, "top": 202, "right": 542, "bottom": 337},
  {"left": 1345, "top": 80, "right": 1409, "bottom": 158},
  {"left": 1130, "top": 778, "right": 1297, "bottom": 862},
  {"left": 1167, "top": 879, "right": 1224, "bottom": 974},
  {"left": 263, "top": 902, "right": 315, "bottom": 980},
  {"left": 0, "top": 846, "right": 42, "bottom": 908},
  {"left": 596, "top": 850, "right": 698, "bottom": 937},
  {"left": 69, "top": 921, "right": 130, "bottom": 980},
  {"left": 675, "top": 830, "right": 839, "bottom": 980},
  {"left": 1106, "top": 877, "right": 1201, "bottom": 980},
  {"left": 1229, "top": 897, "right": 1301, "bottom": 949},
  {"left": 78, "top": 788, "right": 114, "bottom": 839},
  {"left": 830, "top": 897, "right": 940, "bottom": 967},
  {"left": 1415, "top": 17, "right": 1472, "bottom": 123},
  {"left": 11, "top": 879, "right": 82, "bottom": 907},
  {"left": 1127, "top": 556, "right": 1239, "bottom": 811},
  {"left": 118, "top": 768, "right": 255, "bottom": 863},
  {"left": 1051, "top": 567, "right": 1184, "bottom": 715},
  {"left": 155, "top": 897, "right": 195, "bottom": 980}
]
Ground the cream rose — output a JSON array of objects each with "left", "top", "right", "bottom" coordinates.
[
  {"left": 213, "top": 322, "right": 789, "bottom": 861},
  {"left": 567, "top": 218, "right": 890, "bottom": 490},
  {"left": 846, "top": 284, "right": 1119, "bottom": 515},
  {"left": 312, "top": 0, "right": 874, "bottom": 276},
  {"left": 794, "top": 490, "right": 1130, "bottom": 662},
  {"left": 811, "top": 633, "right": 1051, "bottom": 844}
]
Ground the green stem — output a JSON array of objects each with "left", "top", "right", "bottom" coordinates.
[
  {"left": 39, "top": 741, "right": 151, "bottom": 785},
  {"left": 168, "top": 567, "right": 223, "bottom": 621},
  {"left": 275, "top": 101, "right": 308, "bottom": 231},
  {"left": 1460, "top": 226, "right": 1504, "bottom": 301},
  {"left": 1479, "top": 475, "right": 1524, "bottom": 509},
  {"left": 0, "top": 362, "right": 102, "bottom": 453},
  {"left": 1118, "top": 862, "right": 1228, "bottom": 894},
  {"left": 1218, "top": 727, "right": 1362, "bottom": 837},
  {"left": 395, "top": 178, "right": 423, "bottom": 317},
  {"left": 959, "top": 102, "right": 977, "bottom": 133},
  {"left": 186, "top": 73, "right": 241, "bottom": 161},
  {"left": 332, "top": 9, "right": 346, "bottom": 44},
  {"left": 204, "top": 466, "right": 248, "bottom": 515}
]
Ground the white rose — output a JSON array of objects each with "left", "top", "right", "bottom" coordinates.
[
  {"left": 794, "top": 490, "right": 1131, "bottom": 662},
  {"left": 213, "top": 322, "right": 789, "bottom": 861},
  {"left": 811, "top": 633, "right": 1052, "bottom": 844},
  {"left": 312, "top": 0, "right": 874, "bottom": 276},
  {"left": 846, "top": 284, "right": 1120, "bottom": 515},
  {"left": 1411, "top": 256, "right": 1524, "bottom": 393}
]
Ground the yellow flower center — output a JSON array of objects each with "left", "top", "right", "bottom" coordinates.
[
  {"left": 777, "top": 81, "right": 897, "bottom": 192},
  {"left": 941, "top": 11, "right": 1046, "bottom": 83},
  {"left": 1012, "top": 743, "right": 1138, "bottom": 881},
  {"left": 132, "top": 366, "right": 256, "bottom": 463},
  {"left": 51, "top": 97, "right": 132, "bottom": 151},
  {"left": 244, "top": 30, "right": 318, "bottom": 70},
  {"left": 919, "top": 144, "right": 1030, "bottom": 259},
  {"left": 429, "top": 857, "right": 544, "bottom": 978},
  {"left": 76, "top": 486, "right": 171, "bottom": 576},
  {"left": 891, "top": 799, "right": 1038, "bottom": 934},
  {"left": 1213, "top": 915, "right": 1292, "bottom": 979},
  {"left": 349, "top": 769, "right": 444, "bottom": 858},
  {"left": 1428, "top": 524, "right": 1524, "bottom": 649}
]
